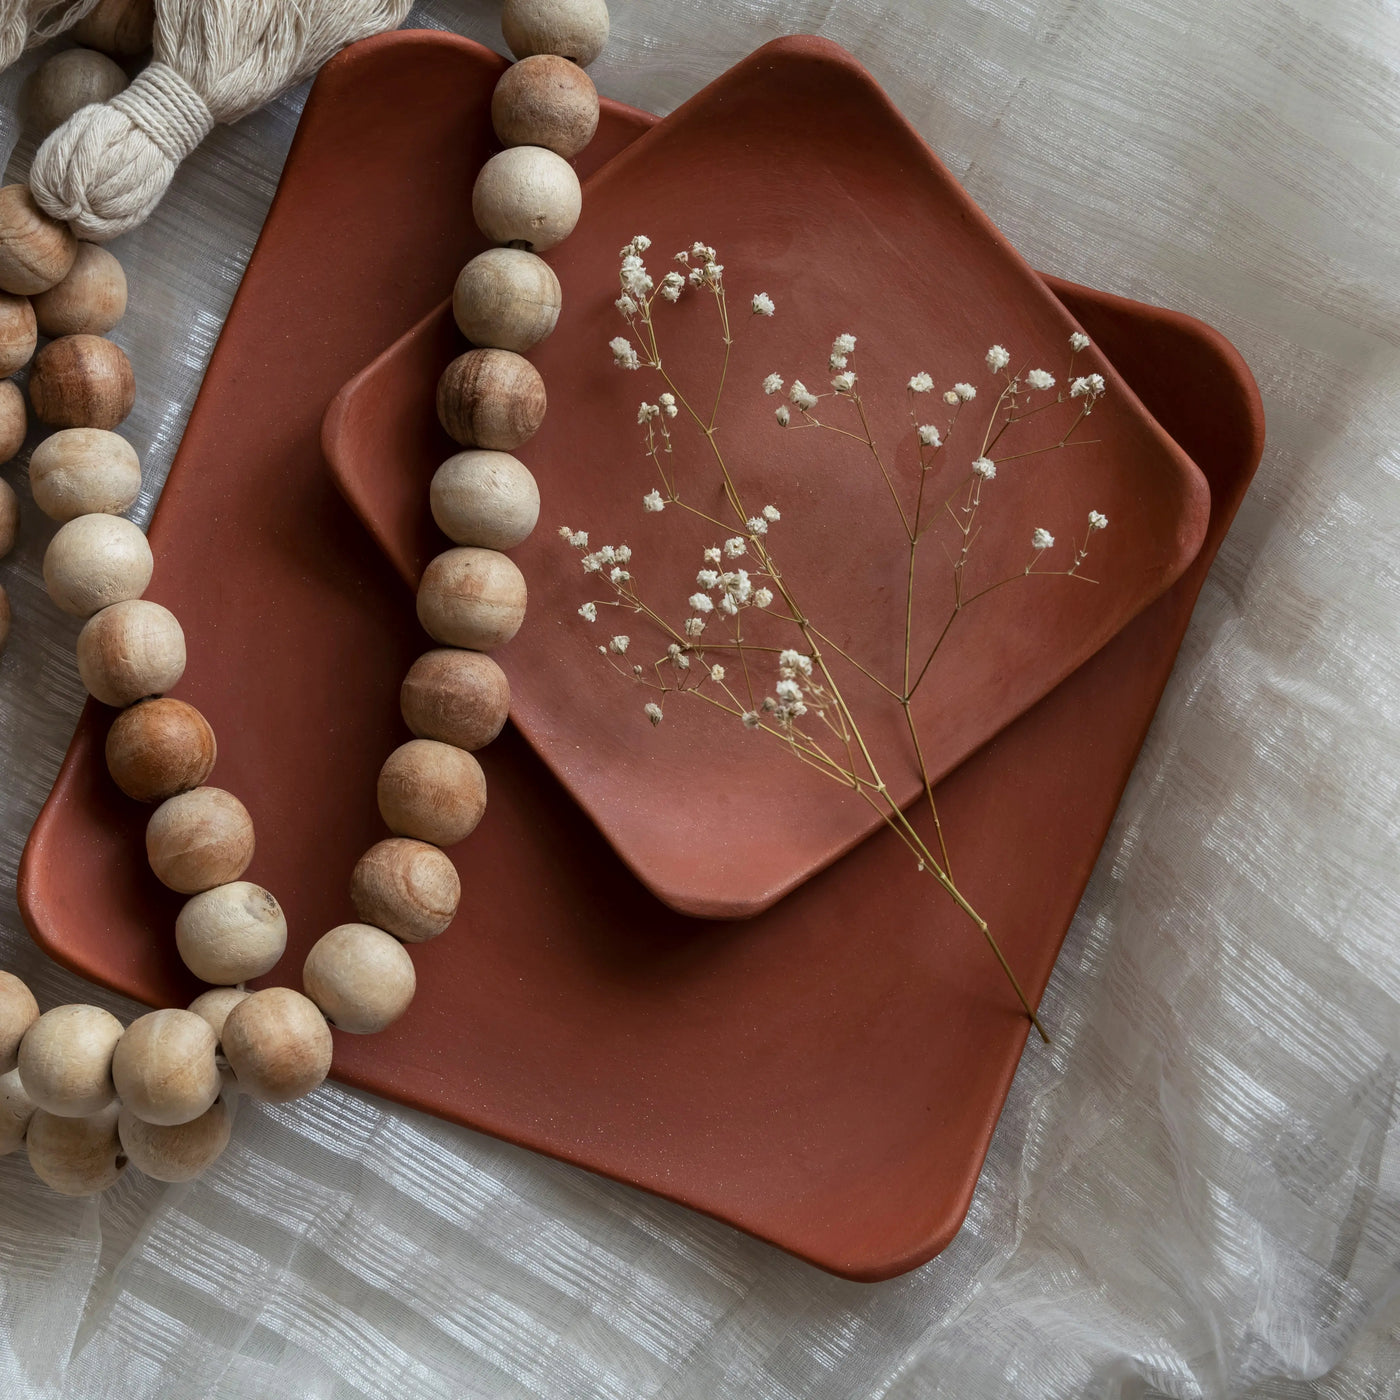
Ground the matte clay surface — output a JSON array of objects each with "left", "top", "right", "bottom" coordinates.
[
  {"left": 331, "top": 38, "right": 1212, "bottom": 921},
  {"left": 19, "top": 32, "right": 1262, "bottom": 1280}
]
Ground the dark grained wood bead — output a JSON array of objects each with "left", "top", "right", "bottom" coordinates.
[
  {"left": 492, "top": 54, "right": 600, "bottom": 158},
  {"left": 106, "top": 697, "right": 217, "bottom": 802},
  {"left": 351, "top": 838, "right": 461, "bottom": 943},
  {"left": 29, "top": 334, "right": 134, "bottom": 429},
  {"left": 33, "top": 243, "right": 127, "bottom": 338},
  {"left": 400, "top": 648, "right": 510, "bottom": 751},
  {"left": 377, "top": 739, "right": 487, "bottom": 848},
  {"left": 436, "top": 348, "right": 546, "bottom": 450}
]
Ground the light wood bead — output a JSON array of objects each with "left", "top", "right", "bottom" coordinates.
[
  {"left": 146, "top": 786, "right": 255, "bottom": 894},
  {"left": 0, "top": 585, "right": 9, "bottom": 654},
  {"left": 303, "top": 923, "right": 416, "bottom": 1035},
  {"left": 436, "top": 348, "right": 546, "bottom": 451},
  {"left": 106, "top": 696, "right": 217, "bottom": 802},
  {"left": 0, "top": 184, "right": 77, "bottom": 296},
  {"left": 33, "top": 243, "right": 128, "bottom": 339},
  {"left": 0, "top": 378, "right": 26, "bottom": 462},
  {"left": 17, "top": 1003, "right": 123, "bottom": 1117},
  {"left": 111, "top": 1009, "right": 220, "bottom": 1127},
  {"left": 453, "top": 248, "right": 561, "bottom": 354},
  {"left": 30, "top": 428, "right": 141, "bottom": 522},
  {"left": 176, "top": 881, "right": 287, "bottom": 985},
  {"left": 377, "top": 739, "right": 487, "bottom": 848},
  {"left": 492, "top": 54, "right": 600, "bottom": 159},
  {"left": 220, "top": 987, "right": 332, "bottom": 1104},
  {"left": 119, "top": 1096, "right": 230, "bottom": 1182},
  {"left": 0, "top": 475, "right": 15, "bottom": 558},
  {"left": 71, "top": 0, "right": 155, "bottom": 55},
  {"left": 187, "top": 988, "right": 249, "bottom": 1044},
  {"left": 431, "top": 449, "right": 540, "bottom": 550},
  {"left": 29, "top": 333, "right": 135, "bottom": 429},
  {"left": 26, "top": 1103, "right": 126, "bottom": 1194},
  {"left": 0, "top": 290, "right": 36, "bottom": 375},
  {"left": 351, "top": 838, "right": 461, "bottom": 944},
  {"left": 401, "top": 648, "right": 510, "bottom": 751},
  {"left": 417, "top": 546, "right": 528, "bottom": 651},
  {"left": 23, "top": 49, "right": 129, "bottom": 139},
  {"left": 43, "top": 512, "right": 152, "bottom": 617},
  {"left": 76, "top": 598, "right": 185, "bottom": 707},
  {"left": 0, "top": 1068, "right": 36, "bottom": 1155},
  {"left": 0, "top": 970, "right": 39, "bottom": 1075},
  {"left": 472, "top": 146, "right": 581, "bottom": 253},
  {"left": 502, "top": 0, "right": 610, "bottom": 66}
]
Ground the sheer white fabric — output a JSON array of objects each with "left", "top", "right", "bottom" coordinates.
[{"left": 1, "top": 1, "right": 1398, "bottom": 1395}]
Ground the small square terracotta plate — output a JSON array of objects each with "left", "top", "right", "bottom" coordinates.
[{"left": 327, "top": 37, "right": 1211, "bottom": 920}]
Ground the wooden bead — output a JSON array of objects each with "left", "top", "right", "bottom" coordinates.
[
  {"left": 401, "top": 648, "right": 510, "bottom": 751},
  {"left": 502, "top": 0, "right": 610, "bottom": 66},
  {"left": 0, "top": 475, "right": 15, "bottom": 558},
  {"left": 417, "top": 546, "right": 528, "bottom": 651},
  {"left": 43, "top": 512, "right": 152, "bottom": 617},
  {"left": 76, "top": 598, "right": 185, "bottom": 706},
  {"left": 492, "top": 54, "right": 600, "bottom": 158},
  {"left": 0, "top": 378, "right": 26, "bottom": 462},
  {"left": 26, "top": 1103, "right": 126, "bottom": 1194},
  {"left": 0, "top": 184, "right": 77, "bottom": 296},
  {"left": 105, "top": 696, "right": 217, "bottom": 802},
  {"left": 70, "top": 0, "right": 155, "bottom": 56},
  {"left": 112, "top": 1009, "right": 220, "bottom": 1127},
  {"left": 187, "top": 987, "right": 249, "bottom": 1044},
  {"left": 377, "top": 739, "right": 487, "bottom": 848},
  {"left": 437, "top": 348, "right": 546, "bottom": 451},
  {"left": 33, "top": 243, "right": 128, "bottom": 338},
  {"left": 351, "top": 838, "right": 461, "bottom": 944},
  {"left": 472, "top": 146, "right": 581, "bottom": 253},
  {"left": 23, "top": 48, "right": 128, "bottom": 139},
  {"left": 0, "top": 290, "right": 36, "bottom": 375},
  {"left": 303, "top": 923, "right": 416, "bottom": 1034},
  {"left": 30, "top": 428, "right": 141, "bottom": 522},
  {"left": 176, "top": 881, "right": 287, "bottom": 985},
  {"left": 0, "top": 1068, "right": 36, "bottom": 1155},
  {"left": 146, "top": 786, "right": 255, "bottom": 894},
  {"left": 453, "top": 248, "right": 561, "bottom": 353},
  {"left": 220, "top": 987, "right": 332, "bottom": 1104},
  {"left": 29, "top": 333, "right": 135, "bottom": 429},
  {"left": 119, "top": 1097, "right": 231, "bottom": 1182},
  {"left": 17, "top": 1003, "right": 123, "bottom": 1116},
  {"left": 431, "top": 449, "right": 540, "bottom": 549},
  {"left": 0, "top": 970, "right": 39, "bottom": 1076}
]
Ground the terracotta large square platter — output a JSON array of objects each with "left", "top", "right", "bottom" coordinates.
[{"left": 18, "top": 31, "right": 1262, "bottom": 1280}]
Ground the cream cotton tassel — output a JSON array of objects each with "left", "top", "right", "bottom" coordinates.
[{"left": 30, "top": 0, "right": 414, "bottom": 241}]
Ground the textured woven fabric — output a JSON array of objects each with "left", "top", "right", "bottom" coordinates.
[{"left": 2, "top": 1, "right": 1399, "bottom": 1395}]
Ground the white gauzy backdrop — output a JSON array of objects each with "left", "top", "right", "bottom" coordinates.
[{"left": 1, "top": 1, "right": 1398, "bottom": 1396}]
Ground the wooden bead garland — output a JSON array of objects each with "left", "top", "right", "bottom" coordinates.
[
  {"left": 0, "top": 183, "right": 77, "bottom": 295},
  {"left": 0, "top": 0, "right": 610, "bottom": 1194},
  {"left": 23, "top": 49, "right": 129, "bottom": 139},
  {"left": 105, "top": 696, "right": 217, "bottom": 802},
  {"left": 351, "top": 838, "right": 461, "bottom": 944},
  {"left": 431, "top": 449, "right": 540, "bottom": 550},
  {"left": 472, "top": 146, "right": 582, "bottom": 253},
  {"left": 400, "top": 647, "right": 511, "bottom": 752},
  {"left": 0, "top": 378, "right": 26, "bottom": 461},
  {"left": 437, "top": 348, "right": 547, "bottom": 450},
  {"left": 303, "top": 923, "right": 416, "bottom": 1034},
  {"left": 29, "top": 332, "right": 135, "bottom": 429},
  {"left": 76, "top": 597, "right": 185, "bottom": 706},
  {"left": 453, "top": 248, "right": 561, "bottom": 353},
  {"left": 111, "top": 1008, "right": 220, "bottom": 1126},
  {"left": 0, "top": 289, "right": 36, "bottom": 375},
  {"left": 33, "top": 242, "right": 128, "bottom": 338},
  {"left": 29, "top": 427, "right": 142, "bottom": 521},
  {"left": 43, "top": 511, "right": 153, "bottom": 616},
  {"left": 17, "top": 1003, "right": 124, "bottom": 1116},
  {"left": 145, "top": 786, "right": 255, "bottom": 893},
  {"left": 491, "top": 54, "right": 599, "bottom": 159}
]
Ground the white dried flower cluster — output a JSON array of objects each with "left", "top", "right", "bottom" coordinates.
[
  {"left": 908, "top": 372, "right": 934, "bottom": 393},
  {"left": 775, "top": 405, "right": 791, "bottom": 426},
  {"left": 918, "top": 424, "right": 941, "bottom": 447},
  {"left": 752, "top": 292, "right": 775, "bottom": 316},
  {"left": 578, "top": 602, "right": 597, "bottom": 621},
  {"left": 829, "top": 333, "right": 856, "bottom": 370},
  {"left": 659, "top": 392, "right": 677, "bottom": 415},
  {"left": 610, "top": 635, "right": 630, "bottom": 654},
  {"left": 831, "top": 370, "right": 856, "bottom": 392},
  {"left": 763, "top": 373, "right": 784, "bottom": 395},
  {"left": 1070, "top": 331, "right": 1091, "bottom": 352},
  {"left": 789, "top": 380, "right": 818, "bottom": 412},
  {"left": 637, "top": 401, "right": 660, "bottom": 424},
  {"left": 953, "top": 382, "right": 977, "bottom": 401},
  {"left": 1069, "top": 372, "right": 1107, "bottom": 411},
  {"left": 724, "top": 536, "right": 746, "bottom": 557},
  {"left": 660, "top": 271, "right": 685, "bottom": 303},
  {"left": 1031, "top": 527, "right": 1055, "bottom": 551},
  {"left": 762, "top": 648, "right": 817, "bottom": 727},
  {"left": 645, "top": 701, "right": 663, "bottom": 725},
  {"left": 643, "top": 489, "right": 665, "bottom": 512},
  {"left": 971, "top": 456, "right": 996, "bottom": 480},
  {"left": 1026, "top": 369, "right": 1055, "bottom": 391},
  {"left": 610, "top": 336, "right": 640, "bottom": 370},
  {"left": 986, "top": 344, "right": 1010, "bottom": 371},
  {"left": 1088, "top": 510, "right": 1108, "bottom": 530}
]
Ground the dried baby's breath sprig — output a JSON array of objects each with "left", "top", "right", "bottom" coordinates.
[{"left": 574, "top": 239, "right": 1117, "bottom": 1041}]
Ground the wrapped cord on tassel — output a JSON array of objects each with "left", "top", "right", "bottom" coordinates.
[{"left": 30, "top": 0, "right": 414, "bottom": 241}]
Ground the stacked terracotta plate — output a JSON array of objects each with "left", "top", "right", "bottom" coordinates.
[{"left": 20, "top": 32, "right": 1262, "bottom": 1280}]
